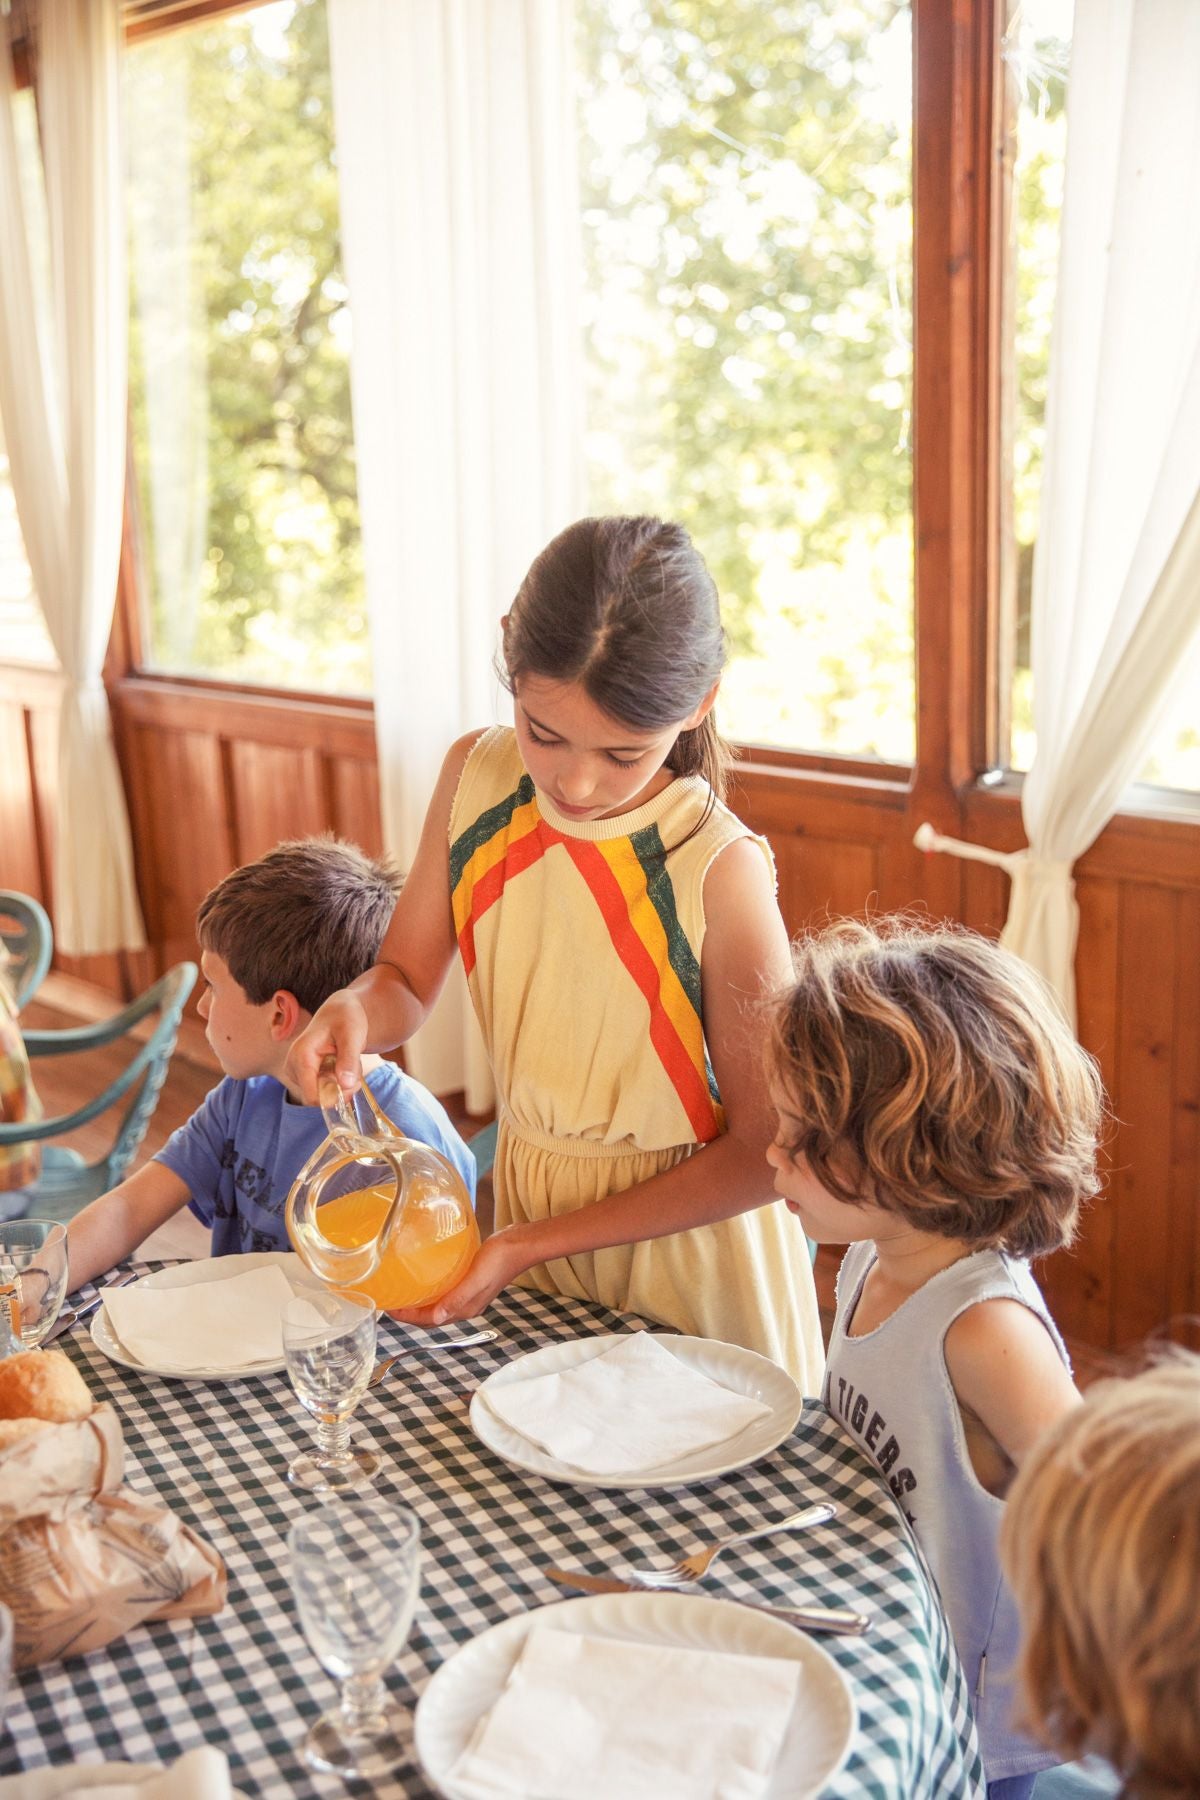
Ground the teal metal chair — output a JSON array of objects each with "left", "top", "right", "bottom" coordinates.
[
  {"left": 0, "top": 961, "right": 198, "bottom": 1224},
  {"left": 469, "top": 1117, "right": 498, "bottom": 1176},
  {"left": 0, "top": 889, "right": 53, "bottom": 1010}
]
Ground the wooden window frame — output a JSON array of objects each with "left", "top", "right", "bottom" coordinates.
[{"left": 109, "top": 0, "right": 996, "bottom": 807}]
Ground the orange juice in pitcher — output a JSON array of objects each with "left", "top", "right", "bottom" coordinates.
[
  {"left": 285, "top": 1061, "right": 480, "bottom": 1309},
  {"left": 314, "top": 1183, "right": 479, "bottom": 1311}
]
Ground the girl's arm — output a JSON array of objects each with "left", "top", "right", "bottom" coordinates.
[
  {"left": 944, "top": 1298, "right": 1082, "bottom": 1489},
  {"left": 394, "top": 833, "right": 795, "bottom": 1324},
  {"left": 287, "top": 732, "right": 484, "bottom": 1101}
]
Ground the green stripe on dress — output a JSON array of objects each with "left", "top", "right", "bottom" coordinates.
[
  {"left": 630, "top": 823, "right": 722, "bottom": 1106},
  {"left": 450, "top": 774, "right": 537, "bottom": 892}
]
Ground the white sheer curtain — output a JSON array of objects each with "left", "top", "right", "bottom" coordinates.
[
  {"left": 327, "top": 0, "right": 584, "bottom": 1107},
  {"left": 0, "top": 0, "right": 145, "bottom": 955},
  {"left": 916, "top": 0, "right": 1200, "bottom": 1028},
  {"left": 125, "top": 34, "right": 209, "bottom": 672}
]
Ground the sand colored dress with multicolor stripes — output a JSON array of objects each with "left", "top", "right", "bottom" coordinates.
[{"left": 448, "top": 726, "right": 823, "bottom": 1389}]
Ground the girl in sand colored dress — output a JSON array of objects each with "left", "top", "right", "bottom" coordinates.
[{"left": 290, "top": 516, "right": 822, "bottom": 1388}]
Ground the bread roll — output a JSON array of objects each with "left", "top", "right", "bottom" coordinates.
[{"left": 0, "top": 1348, "right": 93, "bottom": 1423}]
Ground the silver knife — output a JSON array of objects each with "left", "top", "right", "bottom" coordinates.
[
  {"left": 46, "top": 1270, "right": 139, "bottom": 1344},
  {"left": 544, "top": 1567, "right": 871, "bottom": 1636}
]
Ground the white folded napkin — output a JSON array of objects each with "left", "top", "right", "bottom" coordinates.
[
  {"left": 448, "top": 1625, "right": 801, "bottom": 1800},
  {"left": 478, "top": 1333, "right": 773, "bottom": 1475},
  {"left": 0, "top": 1746, "right": 233, "bottom": 1799},
  {"left": 101, "top": 1265, "right": 297, "bottom": 1371}
]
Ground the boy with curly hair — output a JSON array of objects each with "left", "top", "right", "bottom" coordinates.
[{"left": 766, "top": 918, "right": 1105, "bottom": 1797}]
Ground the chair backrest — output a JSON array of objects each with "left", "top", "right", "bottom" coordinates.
[
  {"left": 85, "top": 957, "right": 201, "bottom": 1195},
  {"left": 1, "top": 961, "right": 199, "bottom": 1214},
  {"left": 0, "top": 891, "right": 53, "bottom": 1010},
  {"left": 100, "top": 962, "right": 200, "bottom": 1190}
]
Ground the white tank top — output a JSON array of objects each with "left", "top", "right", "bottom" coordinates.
[{"left": 824, "top": 1241, "right": 1070, "bottom": 1782}]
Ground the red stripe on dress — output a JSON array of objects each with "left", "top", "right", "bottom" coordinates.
[
  {"left": 559, "top": 837, "right": 721, "bottom": 1143},
  {"left": 456, "top": 818, "right": 547, "bottom": 977}
]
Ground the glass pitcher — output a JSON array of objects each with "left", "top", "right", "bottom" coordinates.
[{"left": 285, "top": 1063, "right": 480, "bottom": 1311}]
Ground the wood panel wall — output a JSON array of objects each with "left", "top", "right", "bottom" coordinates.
[
  {"left": 0, "top": 666, "right": 381, "bottom": 996},
  {"left": 732, "top": 761, "right": 1200, "bottom": 1356},
  {"left": 112, "top": 681, "right": 383, "bottom": 974},
  {"left": 3, "top": 656, "right": 1196, "bottom": 1354}
]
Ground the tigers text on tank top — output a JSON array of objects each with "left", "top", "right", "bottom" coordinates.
[{"left": 824, "top": 1241, "right": 1070, "bottom": 1781}]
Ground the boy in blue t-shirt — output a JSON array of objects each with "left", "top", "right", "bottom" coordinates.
[{"left": 67, "top": 837, "right": 475, "bottom": 1286}]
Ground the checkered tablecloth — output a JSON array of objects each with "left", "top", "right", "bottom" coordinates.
[{"left": 1, "top": 1278, "right": 984, "bottom": 1798}]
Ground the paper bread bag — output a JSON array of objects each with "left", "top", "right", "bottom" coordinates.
[{"left": 0, "top": 1398, "right": 226, "bottom": 1668}]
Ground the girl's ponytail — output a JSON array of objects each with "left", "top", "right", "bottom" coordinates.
[{"left": 669, "top": 713, "right": 731, "bottom": 801}]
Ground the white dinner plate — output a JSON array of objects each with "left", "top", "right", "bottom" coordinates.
[
  {"left": 468, "top": 1333, "right": 801, "bottom": 1489},
  {"left": 90, "top": 1251, "right": 321, "bottom": 1383},
  {"left": 414, "top": 1591, "right": 856, "bottom": 1800}
]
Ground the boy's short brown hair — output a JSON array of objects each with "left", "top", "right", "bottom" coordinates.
[
  {"left": 766, "top": 917, "right": 1104, "bottom": 1258},
  {"left": 196, "top": 837, "right": 400, "bottom": 1018},
  {"left": 1001, "top": 1355, "right": 1200, "bottom": 1795}
]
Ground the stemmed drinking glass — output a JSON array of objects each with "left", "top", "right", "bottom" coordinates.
[
  {"left": 0, "top": 1221, "right": 68, "bottom": 1357},
  {"left": 289, "top": 1498, "right": 421, "bottom": 1779},
  {"left": 282, "top": 1288, "right": 379, "bottom": 1491}
]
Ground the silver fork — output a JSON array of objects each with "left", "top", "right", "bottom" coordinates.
[
  {"left": 625, "top": 1501, "right": 836, "bottom": 1587},
  {"left": 369, "top": 1328, "right": 499, "bottom": 1387}
]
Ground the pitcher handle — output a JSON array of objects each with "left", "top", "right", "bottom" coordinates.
[
  {"left": 319, "top": 1056, "right": 370, "bottom": 1147},
  {"left": 286, "top": 1142, "right": 408, "bottom": 1287},
  {"left": 318, "top": 1056, "right": 403, "bottom": 1148}
]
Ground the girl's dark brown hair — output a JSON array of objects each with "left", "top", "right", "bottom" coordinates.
[
  {"left": 500, "top": 516, "right": 732, "bottom": 799},
  {"left": 766, "top": 917, "right": 1106, "bottom": 1258}
]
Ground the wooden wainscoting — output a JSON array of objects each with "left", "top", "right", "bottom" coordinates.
[
  {"left": 0, "top": 666, "right": 383, "bottom": 1000},
  {"left": 4, "top": 662, "right": 1198, "bottom": 1356},
  {"left": 111, "top": 679, "right": 383, "bottom": 977},
  {"left": 734, "top": 761, "right": 1200, "bottom": 1357},
  {"left": 955, "top": 791, "right": 1200, "bottom": 1357}
]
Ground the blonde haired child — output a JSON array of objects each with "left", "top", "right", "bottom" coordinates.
[
  {"left": 1002, "top": 1355, "right": 1200, "bottom": 1798},
  {"left": 765, "top": 918, "right": 1105, "bottom": 1797},
  {"left": 289, "top": 516, "right": 822, "bottom": 1386}
]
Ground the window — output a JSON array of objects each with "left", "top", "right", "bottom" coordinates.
[
  {"left": 1, "top": 85, "right": 54, "bottom": 669},
  {"left": 1001, "top": 0, "right": 1200, "bottom": 794},
  {"left": 0, "top": 428, "right": 54, "bottom": 669},
  {"left": 124, "top": 0, "right": 367, "bottom": 694},
  {"left": 576, "top": 0, "right": 914, "bottom": 762}
]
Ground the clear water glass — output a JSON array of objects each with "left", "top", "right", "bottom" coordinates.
[
  {"left": 282, "top": 1287, "right": 379, "bottom": 1491},
  {"left": 289, "top": 1498, "right": 421, "bottom": 1779},
  {"left": 0, "top": 1221, "right": 68, "bottom": 1358}
]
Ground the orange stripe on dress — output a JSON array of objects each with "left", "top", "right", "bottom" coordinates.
[
  {"left": 558, "top": 836, "right": 722, "bottom": 1144},
  {"left": 456, "top": 817, "right": 547, "bottom": 977}
]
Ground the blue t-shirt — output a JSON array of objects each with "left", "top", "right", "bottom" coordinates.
[{"left": 154, "top": 1061, "right": 477, "bottom": 1257}]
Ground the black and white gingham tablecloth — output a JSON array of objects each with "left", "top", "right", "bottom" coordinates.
[{"left": 1, "top": 1277, "right": 984, "bottom": 1798}]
